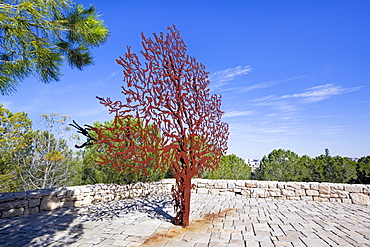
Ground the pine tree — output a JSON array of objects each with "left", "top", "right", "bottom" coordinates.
[{"left": 0, "top": 0, "right": 109, "bottom": 95}]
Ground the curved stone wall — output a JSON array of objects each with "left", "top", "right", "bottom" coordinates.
[{"left": 0, "top": 179, "right": 369, "bottom": 218}]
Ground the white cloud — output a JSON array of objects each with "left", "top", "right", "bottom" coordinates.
[
  {"left": 253, "top": 83, "right": 362, "bottom": 112},
  {"left": 222, "top": 75, "right": 306, "bottom": 93},
  {"left": 224, "top": 110, "right": 254, "bottom": 118},
  {"left": 209, "top": 65, "right": 252, "bottom": 88},
  {"left": 281, "top": 84, "right": 362, "bottom": 103}
]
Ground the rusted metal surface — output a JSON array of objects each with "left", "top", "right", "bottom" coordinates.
[{"left": 73, "top": 25, "right": 229, "bottom": 226}]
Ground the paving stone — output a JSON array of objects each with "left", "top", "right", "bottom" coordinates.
[{"left": 0, "top": 193, "right": 369, "bottom": 247}]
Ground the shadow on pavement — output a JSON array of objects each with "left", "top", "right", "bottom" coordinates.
[
  {"left": 77, "top": 194, "right": 174, "bottom": 222},
  {"left": 0, "top": 208, "right": 83, "bottom": 247}
]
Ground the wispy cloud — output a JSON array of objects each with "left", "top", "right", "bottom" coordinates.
[
  {"left": 253, "top": 83, "right": 362, "bottom": 112},
  {"left": 209, "top": 65, "right": 252, "bottom": 88},
  {"left": 222, "top": 75, "right": 306, "bottom": 93},
  {"left": 94, "top": 71, "right": 120, "bottom": 86},
  {"left": 224, "top": 110, "right": 254, "bottom": 118}
]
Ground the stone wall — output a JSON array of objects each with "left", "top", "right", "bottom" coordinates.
[
  {"left": 191, "top": 179, "right": 370, "bottom": 206},
  {"left": 1, "top": 179, "right": 369, "bottom": 218},
  {"left": 0, "top": 180, "right": 174, "bottom": 219}
]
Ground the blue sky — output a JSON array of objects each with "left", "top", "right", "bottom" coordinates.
[{"left": 1, "top": 0, "right": 369, "bottom": 159}]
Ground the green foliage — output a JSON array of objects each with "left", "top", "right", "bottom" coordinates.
[
  {"left": 202, "top": 154, "right": 251, "bottom": 180},
  {"left": 255, "top": 148, "right": 360, "bottom": 183},
  {"left": 71, "top": 119, "right": 167, "bottom": 185},
  {"left": 0, "top": 103, "right": 32, "bottom": 192},
  {"left": 0, "top": 0, "right": 109, "bottom": 95},
  {"left": 255, "top": 149, "right": 302, "bottom": 182},
  {"left": 314, "top": 153, "right": 357, "bottom": 183},
  {"left": 354, "top": 156, "right": 370, "bottom": 184}
]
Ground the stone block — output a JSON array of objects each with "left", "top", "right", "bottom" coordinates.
[
  {"left": 40, "top": 196, "right": 60, "bottom": 210},
  {"left": 245, "top": 181, "right": 257, "bottom": 188},
  {"left": 331, "top": 184, "right": 344, "bottom": 190},
  {"left": 268, "top": 189, "right": 282, "bottom": 197},
  {"left": 364, "top": 186, "right": 370, "bottom": 195},
  {"left": 60, "top": 200, "right": 74, "bottom": 208},
  {"left": 0, "top": 193, "right": 15, "bottom": 203},
  {"left": 350, "top": 193, "right": 370, "bottom": 206},
  {"left": 344, "top": 185, "right": 362, "bottom": 193},
  {"left": 209, "top": 189, "right": 220, "bottom": 195},
  {"left": 197, "top": 188, "right": 208, "bottom": 194},
  {"left": 268, "top": 182, "right": 278, "bottom": 189},
  {"left": 287, "top": 196, "right": 300, "bottom": 200},
  {"left": 71, "top": 187, "right": 81, "bottom": 195},
  {"left": 331, "top": 189, "right": 349, "bottom": 198},
  {"left": 306, "top": 190, "right": 319, "bottom": 196},
  {"left": 234, "top": 188, "right": 242, "bottom": 193},
  {"left": 13, "top": 192, "right": 27, "bottom": 200},
  {"left": 319, "top": 193, "right": 330, "bottom": 198},
  {"left": 277, "top": 182, "right": 286, "bottom": 189},
  {"left": 295, "top": 189, "right": 306, "bottom": 196},
  {"left": 197, "top": 183, "right": 206, "bottom": 188},
  {"left": 319, "top": 184, "right": 331, "bottom": 194},
  {"left": 241, "top": 189, "right": 251, "bottom": 196},
  {"left": 285, "top": 182, "right": 300, "bottom": 190},
  {"left": 26, "top": 191, "right": 40, "bottom": 199},
  {"left": 281, "top": 189, "right": 295, "bottom": 197},
  {"left": 300, "top": 196, "right": 313, "bottom": 201},
  {"left": 215, "top": 182, "right": 227, "bottom": 189},
  {"left": 329, "top": 198, "right": 341, "bottom": 203},
  {"left": 29, "top": 198, "right": 41, "bottom": 208},
  {"left": 56, "top": 188, "right": 68, "bottom": 198},
  {"left": 342, "top": 198, "right": 352, "bottom": 204},
  {"left": 37, "top": 188, "right": 52, "bottom": 196},
  {"left": 257, "top": 181, "right": 269, "bottom": 188},
  {"left": 0, "top": 200, "right": 28, "bottom": 211},
  {"left": 227, "top": 182, "right": 235, "bottom": 189},
  {"left": 71, "top": 195, "right": 84, "bottom": 201},
  {"left": 300, "top": 183, "right": 311, "bottom": 190},
  {"left": 235, "top": 180, "right": 245, "bottom": 187},
  {"left": 2, "top": 207, "right": 24, "bottom": 218},
  {"left": 82, "top": 196, "right": 94, "bottom": 205},
  {"left": 313, "top": 197, "right": 329, "bottom": 202},
  {"left": 310, "top": 183, "right": 319, "bottom": 190},
  {"left": 250, "top": 188, "right": 267, "bottom": 198}
]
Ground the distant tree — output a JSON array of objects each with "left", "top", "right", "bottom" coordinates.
[
  {"left": 299, "top": 154, "right": 323, "bottom": 182},
  {"left": 354, "top": 156, "right": 370, "bottom": 184},
  {"left": 18, "top": 113, "right": 74, "bottom": 190},
  {"left": 0, "top": 0, "right": 109, "bottom": 95},
  {"left": 0, "top": 104, "right": 32, "bottom": 192},
  {"left": 314, "top": 149, "right": 357, "bottom": 183},
  {"left": 203, "top": 154, "right": 251, "bottom": 180},
  {"left": 74, "top": 26, "right": 229, "bottom": 226},
  {"left": 255, "top": 149, "right": 303, "bottom": 182}
]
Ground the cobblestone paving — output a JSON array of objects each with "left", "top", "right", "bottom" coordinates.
[{"left": 0, "top": 194, "right": 369, "bottom": 246}]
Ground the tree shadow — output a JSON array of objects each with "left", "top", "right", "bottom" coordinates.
[
  {"left": 0, "top": 208, "right": 83, "bottom": 247},
  {"left": 0, "top": 194, "right": 174, "bottom": 246},
  {"left": 77, "top": 194, "right": 174, "bottom": 222}
]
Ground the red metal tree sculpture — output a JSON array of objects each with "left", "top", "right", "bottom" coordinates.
[{"left": 75, "top": 25, "right": 229, "bottom": 226}]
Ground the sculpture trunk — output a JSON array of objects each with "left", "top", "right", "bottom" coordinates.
[
  {"left": 173, "top": 174, "right": 192, "bottom": 226},
  {"left": 183, "top": 174, "right": 192, "bottom": 226}
]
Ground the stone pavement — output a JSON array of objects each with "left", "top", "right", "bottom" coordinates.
[{"left": 0, "top": 193, "right": 369, "bottom": 247}]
